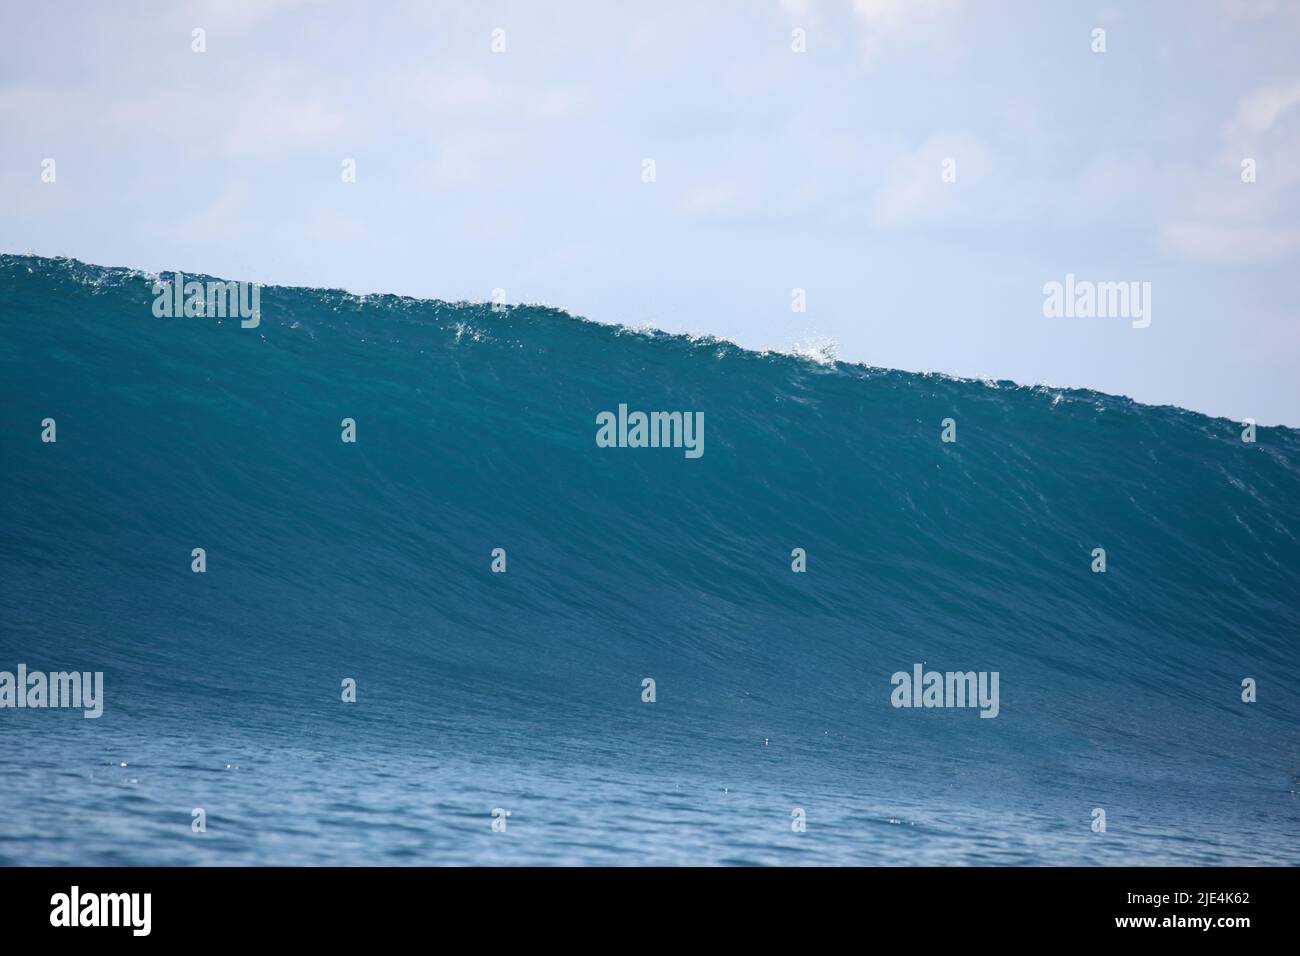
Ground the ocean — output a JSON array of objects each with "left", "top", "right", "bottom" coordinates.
[{"left": 1, "top": 255, "right": 1296, "bottom": 865}]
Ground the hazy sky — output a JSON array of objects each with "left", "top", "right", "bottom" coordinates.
[{"left": 2, "top": 1, "right": 1297, "bottom": 424}]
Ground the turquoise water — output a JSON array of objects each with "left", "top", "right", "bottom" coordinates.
[{"left": 1, "top": 255, "right": 1296, "bottom": 865}]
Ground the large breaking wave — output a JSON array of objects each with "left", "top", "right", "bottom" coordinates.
[{"left": 1, "top": 255, "right": 1296, "bottom": 865}]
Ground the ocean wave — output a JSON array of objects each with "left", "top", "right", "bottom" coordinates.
[{"left": 1, "top": 254, "right": 1296, "bottom": 865}]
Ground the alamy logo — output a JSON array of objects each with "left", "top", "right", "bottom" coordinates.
[
  {"left": 890, "top": 664, "right": 1000, "bottom": 718},
  {"left": 1042, "top": 274, "right": 1151, "bottom": 329},
  {"left": 50, "top": 886, "right": 151, "bottom": 936},
  {"left": 152, "top": 271, "right": 261, "bottom": 328},
  {"left": 596, "top": 404, "right": 704, "bottom": 459},
  {"left": 0, "top": 664, "right": 103, "bottom": 718}
]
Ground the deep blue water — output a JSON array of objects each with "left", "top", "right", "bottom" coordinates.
[{"left": 1, "top": 255, "right": 1296, "bottom": 865}]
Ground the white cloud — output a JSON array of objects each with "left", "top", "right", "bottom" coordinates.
[
  {"left": 676, "top": 182, "right": 746, "bottom": 217},
  {"left": 873, "top": 132, "right": 991, "bottom": 228},
  {"left": 1160, "top": 78, "right": 1300, "bottom": 265},
  {"left": 426, "top": 129, "right": 524, "bottom": 189},
  {"left": 1225, "top": 80, "right": 1300, "bottom": 139},
  {"left": 189, "top": 0, "right": 309, "bottom": 32},
  {"left": 1160, "top": 222, "right": 1300, "bottom": 265},
  {"left": 402, "top": 70, "right": 591, "bottom": 120},
  {"left": 851, "top": 0, "right": 962, "bottom": 60}
]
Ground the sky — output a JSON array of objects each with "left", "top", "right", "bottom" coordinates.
[{"left": 2, "top": 0, "right": 1298, "bottom": 425}]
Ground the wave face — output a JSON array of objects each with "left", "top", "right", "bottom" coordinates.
[{"left": 1, "top": 255, "right": 1297, "bottom": 865}]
